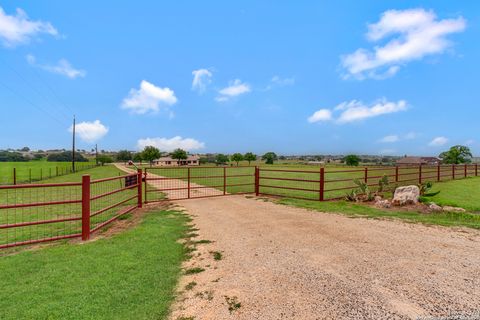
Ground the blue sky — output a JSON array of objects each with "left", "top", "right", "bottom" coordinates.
[{"left": 0, "top": 1, "right": 478, "bottom": 156}]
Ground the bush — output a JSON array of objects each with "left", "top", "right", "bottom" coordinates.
[
  {"left": 47, "top": 151, "right": 88, "bottom": 162},
  {"left": 0, "top": 151, "right": 29, "bottom": 162}
]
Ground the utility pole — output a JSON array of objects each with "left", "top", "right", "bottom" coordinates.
[
  {"left": 95, "top": 144, "right": 98, "bottom": 165},
  {"left": 72, "top": 115, "right": 76, "bottom": 172}
]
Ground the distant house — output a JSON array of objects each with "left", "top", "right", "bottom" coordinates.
[
  {"left": 153, "top": 155, "right": 200, "bottom": 166},
  {"left": 396, "top": 156, "right": 441, "bottom": 166}
]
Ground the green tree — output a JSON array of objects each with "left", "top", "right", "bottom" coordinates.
[
  {"left": 231, "top": 153, "right": 244, "bottom": 166},
  {"left": 116, "top": 150, "right": 133, "bottom": 162},
  {"left": 439, "top": 145, "right": 473, "bottom": 164},
  {"left": 133, "top": 152, "right": 143, "bottom": 163},
  {"left": 244, "top": 152, "right": 257, "bottom": 165},
  {"left": 262, "top": 152, "right": 278, "bottom": 165},
  {"left": 344, "top": 154, "right": 360, "bottom": 166},
  {"left": 97, "top": 155, "right": 113, "bottom": 166},
  {"left": 141, "top": 146, "right": 161, "bottom": 167},
  {"left": 215, "top": 154, "right": 229, "bottom": 165},
  {"left": 171, "top": 148, "right": 188, "bottom": 165}
]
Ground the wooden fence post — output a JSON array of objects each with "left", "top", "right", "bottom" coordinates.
[
  {"left": 437, "top": 165, "right": 440, "bottom": 182},
  {"left": 364, "top": 167, "right": 368, "bottom": 184},
  {"left": 137, "top": 169, "right": 143, "bottom": 208},
  {"left": 255, "top": 167, "right": 260, "bottom": 196},
  {"left": 223, "top": 167, "right": 226, "bottom": 195},
  {"left": 187, "top": 167, "right": 191, "bottom": 199},
  {"left": 13, "top": 168, "right": 16, "bottom": 185},
  {"left": 476, "top": 164, "right": 478, "bottom": 177},
  {"left": 395, "top": 166, "right": 399, "bottom": 183},
  {"left": 81, "top": 175, "right": 91, "bottom": 241},
  {"left": 419, "top": 164, "right": 422, "bottom": 184},
  {"left": 465, "top": 164, "right": 467, "bottom": 178},
  {"left": 319, "top": 167, "right": 325, "bottom": 201},
  {"left": 452, "top": 165, "right": 455, "bottom": 180}
]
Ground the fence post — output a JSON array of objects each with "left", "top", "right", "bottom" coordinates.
[
  {"left": 144, "top": 170, "right": 148, "bottom": 204},
  {"left": 395, "top": 166, "right": 399, "bottom": 183},
  {"left": 452, "top": 164, "right": 455, "bottom": 180},
  {"left": 419, "top": 164, "right": 422, "bottom": 184},
  {"left": 223, "top": 167, "right": 226, "bottom": 195},
  {"left": 364, "top": 167, "right": 368, "bottom": 184},
  {"left": 437, "top": 165, "right": 440, "bottom": 182},
  {"left": 29, "top": 168, "right": 32, "bottom": 183},
  {"left": 319, "top": 167, "right": 325, "bottom": 201},
  {"left": 81, "top": 175, "right": 91, "bottom": 241},
  {"left": 13, "top": 168, "right": 16, "bottom": 185},
  {"left": 476, "top": 164, "right": 478, "bottom": 177},
  {"left": 56, "top": 166, "right": 58, "bottom": 176},
  {"left": 465, "top": 164, "right": 467, "bottom": 178},
  {"left": 187, "top": 167, "right": 191, "bottom": 199},
  {"left": 137, "top": 169, "right": 143, "bottom": 208},
  {"left": 255, "top": 167, "right": 260, "bottom": 196}
]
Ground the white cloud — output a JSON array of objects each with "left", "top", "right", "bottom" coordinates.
[
  {"left": 0, "top": 7, "right": 58, "bottom": 47},
  {"left": 336, "top": 99, "right": 407, "bottom": 123},
  {"left": 342, "top": 8, "right": 466, "bottom": 79},
  {"left": 307, "top": 109, "right": 332, "bottom": 123},
  {"left": 216, "top": 79, "right": 251, "bottom": 101},
  {"left": 465, "top": 139, "right": 475, "bottom": 146},
  {"left": 308, "top": 99, "right": 407, "bottom": 124},
  {"left": 429, "top": 136, "right": 448, "bottom": 146},
  {"left": 379, "top": 135, "right": 399, "bottom": 143},
  {"left": 27, "top": 55, "right": 85, "bottom": 79},
  {"left": 136, "top": 136, "right": 205, "bottom": 152},
  {"left": 404, "top": 132, "right": 417, "bottom": 140},
  {"left": 69, "top": 120, "right": 108, "bottom": 143},
  {"left": 121, "top": 80, "right": 177, "bottom": 114},
  {"left": 265, "top": 75, "right": 295, "bottom": 90},
  {"left": 192, "top": 68, "right": 212, "bottom": 93}
]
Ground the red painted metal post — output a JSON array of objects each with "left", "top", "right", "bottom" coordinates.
[
  {"left": 223, "top": 167, "right": 226, "bottom": 195},
  {"left": 137, "top": 169, "right": 143, "bottom": 208},
  {"left": 419, "top": 165, "right": 422, "bottom": 184},
  {"left": 144, "top": 170, "right": 148, "bottom": 204},
  {"left": 187, "top": 167, "right": 191, "bottom": 199},
  {"left": 364, "top": 167, "right": 368, "bottom": 184},
  {"left": 255, "top": 167, "right": 260, "bottom": 196},
  {"left": 81, "top": 175, "right": 91, "bottom": 241},
  {"left": 464, "top": 164, "right": 467, "bottom": 178},
  {"left": 437, "top": 165, "right": 440, "bottom": 182},
  {"left": 395, "top": 166, "right": 399, "bottom": 183},
  {"left": 13, "top": 168, "right": 16, "bottom": 185},
  {"left": 319, "top": 167, "right": 325, "bottom": 201},
  {"left": 452, "top": 164, "right": 455, "bottom": 180}
]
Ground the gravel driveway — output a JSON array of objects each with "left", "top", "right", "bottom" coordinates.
[{"left": 169, "top": 195, "right": 480, "bottom": 320}]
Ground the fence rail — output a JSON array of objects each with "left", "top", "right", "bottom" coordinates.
[{"left": 0, "top": 170, "right": 142, "bottom": 249}]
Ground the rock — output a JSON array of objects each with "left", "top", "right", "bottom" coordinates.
[
  {"left": 374, "top": 196, "right": 382, "bottom": 202},
  {"left": 392, "top": 185, "right": 420, "bottom": 206},
  {"left": 428, "top": 203, "right": 442, "bottom": 212},
  {"left": 375, "top": 199, "right": 391, "bottom": 208},
  {"left": 442, "top": 206, "right": 466, "bottom": 213}
]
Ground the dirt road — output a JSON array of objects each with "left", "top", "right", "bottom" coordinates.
[{"left": 170, "top": 195, "right": 480, "bottom": 320}]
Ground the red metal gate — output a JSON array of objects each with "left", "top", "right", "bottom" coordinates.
[{"left": 144, "top": 166, "right": 255, "bottom": 203}]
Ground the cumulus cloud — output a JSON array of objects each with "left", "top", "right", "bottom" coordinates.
[
  {"left": 121, "top": 80, "right": 177, "bottom": 114},
  {"left": 27, "top": 54, "right": 85, "bottom": 79},
  {"left": 307, "top": 109, "right": 332, "bottom": 123},
  {"left": 192, "top": 68, "right": 212, "bottom": 93},
  {"left": 136, "top": 136, "right": 205, "bottom": 152},
  {"left": 379, "top": 135, "right": 399, "bottom": 143},
  {"left": 265, "top": 75, "right": 295, "bottom": 90},
  {"left": 69, "top": 120, "right": 108, "bottom": 143},
  {"left": 429, "top": 136, "right": 448, "bottom": 146},
  {"left": 341, "top": 8, "right": 466, "bottom": 79},
  {"left": 308, "top": 99, "right": 407, "bottom": 124},
  {"left": 216, "top": 79, "right": 250, "bottom": 101},
  {"left": 0, "top": 7, "right": 58, "bottom": 47}
]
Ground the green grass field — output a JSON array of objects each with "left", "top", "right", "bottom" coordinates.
[
  {"left": 0, "top": 209, "right": 189, "bottom": 319},
  {"left": 0, "top": 159, "right": 96, "bottom": 185},
  {"left": 0, "top": 165, "right": 137, "bottom": 247}
]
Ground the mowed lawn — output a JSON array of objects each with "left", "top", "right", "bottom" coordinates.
[
  {"left": 0, "top": 165, "right": 137, "bottom": 246},
  {"left": 0, "top": 209, "right": 189, "bottom": 319},
  {"left": 0, "top": 160, "right": 96, "bottom": 185},
  {"left": 279, "top": 176, "right": 480, "bottom": 229}
]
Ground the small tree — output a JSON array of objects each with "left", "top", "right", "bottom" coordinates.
[
  {"left": 231, "top": 153, "right": 244, "bottom": 166},
  {"left": 439, "top": 145, "right": 472, "bottom": 164},
  {"left": 141, "top": 146, "right": 161, "bottom": 167},
  {"left": 215, "top": 154, "right": 229, "bottom": 165},
  {"left": 262, "top": 152, "right": 277, "bottom": 165},
  {"left": 133, "top": 152, "right": 143, "bottom": 164},
  {"left": 116, "top": 150, "right": 133, "bottom": 162},
  {"left": 171, "top": 148, "right": 188, "bottom": 165},
  {"left": 244, "top": 152, "right": 257, "bottom": 165},
  {"left": 97, "top": 155, "right": 113, "bottom": 166},
  {"left": 344, "top": 154, "right": 360, "bottom": 166}
]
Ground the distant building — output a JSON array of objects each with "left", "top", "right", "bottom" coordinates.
[
  {"left": 396, "top": 156, "right": 441, "bottom": 166},
  {"left": 153, "top": 155, "right": 200, "bottom": 166}
]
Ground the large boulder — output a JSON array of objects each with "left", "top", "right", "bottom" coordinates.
[{"left": 392, "top": 185, "right": 420, "bottom": 206}]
